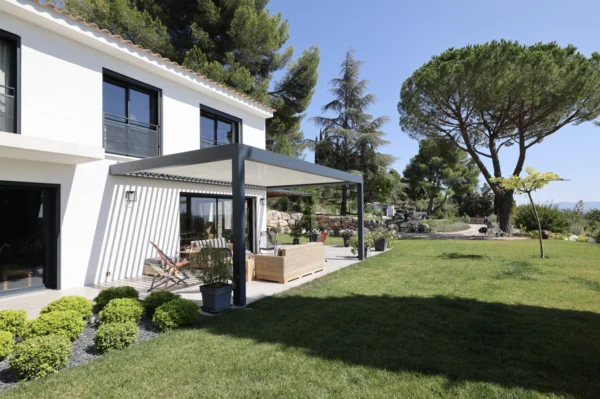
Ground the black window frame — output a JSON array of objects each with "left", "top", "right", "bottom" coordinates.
[
  {"left": 200, "top": 105, "right": 242, "bottom": 148},
  {"left": 102, "top": 68, "right": 162, "bottom": 157},
  {"left": 0, "top": 29, "right": 21, "bottom": 134},
  {"left": 179, "top": 193, "right": 255, "bottom": 252}
]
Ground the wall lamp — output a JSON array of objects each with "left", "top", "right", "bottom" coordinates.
[{"left": 125, "top": 190, "right": 137, "bottom": 204}]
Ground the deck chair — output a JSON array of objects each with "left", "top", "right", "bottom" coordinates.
[
  {"left": 148, "top": 242, "right": 190, "bottom": 292},
  {"left": 317, "top": 232, "right": 330, "bottom": 243},
  {"left": 259, "top": 231, "right": 278, "bottom": 255}
]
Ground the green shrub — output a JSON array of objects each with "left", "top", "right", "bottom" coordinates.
[
  {"left": 40, "top": 296, "right": 93, "bottom": 320},
  {"left": 9, "top": 335, "right": 72, "bottom": 380},
  {"left": 94, "top": 322, "right": 138, "bottom": 354},
  {"left": 99, "top": 298, "right": 144, "bottom": 324},
  {"left": 514, "top": 203, "right": 568, "bottom": 233},
  {"left": 144, "top": 291, "right": 179, "bottom": 317},
  {"left": 25, "top": 310, "right": 86, "bottom": 341},
  {"left": 0, "top": 330, "right": 14, "bottom": 360},
  {"left": 94, "top": 286, "right": 139, "bottom": 311},
  {"left": 0, "top": 310, "right": 27, "bottom": 337},
  {"left": 152, "top": 298, "right": 198, "bottom": 330}
]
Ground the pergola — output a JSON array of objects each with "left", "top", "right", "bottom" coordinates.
[{"left": 109, "top": 143, "right": 365, "bottom": 306}]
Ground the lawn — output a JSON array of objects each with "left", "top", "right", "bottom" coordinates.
[
  {"left": 4, "top": 240, "right": 600, "bottom": 398},
  {"left": 276, "top": 233, "right": 344, "bottom": 246}
]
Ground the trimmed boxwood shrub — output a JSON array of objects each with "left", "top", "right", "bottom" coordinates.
[
  {"left": 94, "top": 322, "right": 138, "bottom": 354},
  {"left": 25, "top": 310, "right": 86, "bottom": 341},
  {"left": 144, "top": 291, "right": 179, "bottom": 317},
  {"left": 0, "top": 331, "right": 14, "bottom": 360},
  {"left": 94, "top": 286, "right": 139, "bottom": 311},
  {"left": 152, "top": 298, "right": 198, "bottom": 330},
  {"left": 99, "top": 298, "right": 144, "bottom": 324},
  {"left": 41, "top": 296, "right": 93, "bottom": 320},
  {"left": 9, "top": 335, "right": 72, "bottom": 380},
  {"left": 0, "top": 310, "right": 28, "bottom": 337}
]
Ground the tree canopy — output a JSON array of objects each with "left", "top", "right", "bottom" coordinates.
[
  {"left": 64, "top": 0, "right": 319, "bottom": 157},
  {"left": 398, "top": 40, "right": 600, "bottom": 231},
  {"left": 403, "top": 138, "right": 479, "bottom": 216},
  {"left": 311, "top": 49, "right": 394, "bottom": 215}
]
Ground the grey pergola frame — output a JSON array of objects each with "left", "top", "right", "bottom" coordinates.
[{"left": 110, "top": 143, "right": 364, "bottom": 306}]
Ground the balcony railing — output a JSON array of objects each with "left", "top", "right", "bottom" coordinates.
[
  {"left": 0, "top": 85, "right": 16, "bottom": 133},
  {"left": 200, "top": 137, "right": 233, "bottom": 149},
  {"left": 103, "top": 113, "right": 160, "bottom": 158}
]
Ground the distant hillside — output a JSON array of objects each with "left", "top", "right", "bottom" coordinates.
[{"left": 557, "top": 202, "right": 600, "bottom": 212}]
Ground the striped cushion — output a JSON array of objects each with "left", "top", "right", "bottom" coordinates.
[{"left": 191, "top": 237, "right": 227, "bottom": 249}]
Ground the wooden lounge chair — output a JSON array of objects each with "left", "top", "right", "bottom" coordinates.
[{"left": 148, "top": 242, "right": 190, "bottom": 292}]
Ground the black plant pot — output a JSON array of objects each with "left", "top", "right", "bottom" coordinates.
[
  {"left": 293, "top": 238, "right": 300, "bottom": 245},
  {"left": 311, "top": 233, "right": 319, "bottom": 242},
  {"left": 200, "top": 284, "right": 233, "bottom": 313},
  {"left": 343, "top": 237, "right": 350, "bottom": 247},
  {"left": 374, "top": 238, "right": 388, "bottom": 252},
  {"left": 364, "top": 246, "right": 370, "bottom": 258}
]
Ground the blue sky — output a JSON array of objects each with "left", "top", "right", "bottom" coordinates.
[{"left": 269, "top": 0, "right": 600, "bottom": 204}]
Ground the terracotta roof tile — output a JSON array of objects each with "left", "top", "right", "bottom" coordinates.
[{"left": 29, "top": 0, "right": 275, "bottom": 114}]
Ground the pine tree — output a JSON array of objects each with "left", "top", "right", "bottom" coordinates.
[
  {"left": 311, "top": 49, "right": 393, "bottom": 215},
  {"left": 403, "top": 138, "right": 479, "bottom": 216},
  {"left": 63, "top": 0, "right": 319, "bottom": 157}
]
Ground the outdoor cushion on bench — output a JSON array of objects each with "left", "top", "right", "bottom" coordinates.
[{"left": 191, "top": 237, "right": 228, "bottom": 249}]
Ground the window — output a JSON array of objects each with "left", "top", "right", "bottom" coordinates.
[
  {"left": 200, "top": 106, "right": 241, "bottom": 148},
  {"left": 103, "top": 70, "right": 161, "bottom": 157},
  {"left": 0, "top": 30, "right": 19, "bottom": 134},
  {"left": 179, "top": 194, "right": 254, "bottom": 251}
]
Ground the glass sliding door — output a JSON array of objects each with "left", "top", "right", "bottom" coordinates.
[
  {"left": 0, "top": 184, "right": 58, "bottom": 294},
  {"left": 180, "top": 194, "right": 254, "bottom": 252}
]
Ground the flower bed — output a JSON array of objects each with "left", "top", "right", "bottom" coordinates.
[{"left": 0, "top": 290, "right": 200, "bottom": 391}]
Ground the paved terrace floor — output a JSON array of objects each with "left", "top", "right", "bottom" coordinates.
[{"left": 0, "top": 246, "right": 382, "bottom": 318}]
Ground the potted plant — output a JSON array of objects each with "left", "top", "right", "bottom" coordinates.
[
  {"left": 310, "top": 228, "right": 321, "bottom": 243},
  {"left": 371, "top": 228, "right": 398, "bottom": 251},
  {"left": 290, "top": 221, "right": 303, "bottom": 245},
  {"left": 340, "top": 229, "right": 354, "bottom": 247},
  {"left": 186, "top": 246, "right": 233, "bottom": 313},
  {"left": 349, "top": 233, "right": 374, "bottom": 258}
]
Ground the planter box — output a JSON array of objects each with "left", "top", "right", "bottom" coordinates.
[
  {"left": 374, "top": 238, "right": 388, "bottom": 252},
  {"left": 200, "top": 284, "right": 233, "bottom": 313}
]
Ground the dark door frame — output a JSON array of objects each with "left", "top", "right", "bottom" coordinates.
[{"left": 0, "top": 181, "right": 60, "bottom": 295}]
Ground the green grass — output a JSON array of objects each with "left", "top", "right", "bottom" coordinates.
[
  {"left": 276, "top": 233, "right": 344, "bottom": 246},
  {"left": 427, "top": 219, "right": 471, "bottom": 232},
  {"left": 4, "top": 240, "right": 600, "bottom": 398}
]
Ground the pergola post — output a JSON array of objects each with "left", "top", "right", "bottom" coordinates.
[
  {"left": 232, "top": 149, "right": 246, "bottom": 306},
  {"left": 357, "top": 182, "right": 365, "bottom": 260}
]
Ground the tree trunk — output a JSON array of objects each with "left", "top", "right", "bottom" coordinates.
[
  {"left": 494, "top": 191, "right": 514, "bottom": 233},
  {"left": 527, "top": 192, "right": 545, "bottom": 259},
  {"left": 340, "top": 185, "right": 348, "bottom": 216}
]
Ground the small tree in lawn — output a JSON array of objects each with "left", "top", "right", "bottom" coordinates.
[{"left": 490, "top": 168, "right": 563, "bottom": 258}]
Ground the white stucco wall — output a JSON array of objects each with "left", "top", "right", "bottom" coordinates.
[
  {"left": 0, "top": 5, "right": 270, "bottom": 290},
  {"left": 0, "top": 158, "right": 266, "bottom": 289},
  {"left": 0, "top": 8, "right": 268, "bottom": 152}
]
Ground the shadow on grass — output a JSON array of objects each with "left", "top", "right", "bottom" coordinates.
[
  {"left": 439, "top": 252, "right": 490, "bottom": 260},
  {"left": 204, "top": 295, "right": 599, "bottom": 398}
]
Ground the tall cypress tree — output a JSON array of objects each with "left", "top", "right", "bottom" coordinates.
[
  {"left": 64, "top": 0, "right": 319, "bottom": 157},
  {"left": 311, "top": 49, "right": 393, "bottom": 215}
]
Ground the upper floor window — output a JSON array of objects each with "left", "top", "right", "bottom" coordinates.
[
  {"left": 0, "top": 30, "right": 19, "bottom": 134},
  {"left": 200, "top": 106, "right": 241, "bottom": 148},
  {"left": 103, "top": 70, "right": 161, "bottom": 157}
]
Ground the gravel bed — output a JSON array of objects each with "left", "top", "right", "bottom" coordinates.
[{"left": 0, "top": 314, "right": 161, "bottom": 392}]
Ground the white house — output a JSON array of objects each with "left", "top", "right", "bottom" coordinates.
[{"left": 0, "top": 0, "right": 364, "bottom": 305}]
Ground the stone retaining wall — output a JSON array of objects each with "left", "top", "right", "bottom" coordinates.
[{"left": 266, "top": 210, "right": 387, "bottom": 232}]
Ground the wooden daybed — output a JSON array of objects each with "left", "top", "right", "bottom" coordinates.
[{"left": 254, "top": 242, "right": 325, "bottom": 284}]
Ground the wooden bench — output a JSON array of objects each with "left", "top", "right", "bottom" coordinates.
[{"left": 254, "top": 242, "right": 325, "bottom": 284}]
